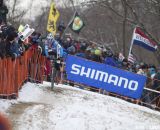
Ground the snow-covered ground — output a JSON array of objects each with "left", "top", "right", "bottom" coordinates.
[{"left": 0, "top": 82, "right": 160, "bottom": 130}]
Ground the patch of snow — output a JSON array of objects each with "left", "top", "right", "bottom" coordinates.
[
  {"left": 18, "top": 82, "right": 44, "bottom": 102},
  {"left": 0, "top": 100, "right": 17, "bottom": 113},
  {"left": 1, "top": 82, "right": 160, "bottom": 130},
  {"left": 13, "top": 82, "right": 160, "bottom": 130}
]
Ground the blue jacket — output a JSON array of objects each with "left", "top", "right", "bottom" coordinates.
[
  {"left": 104, "top": 57, "right": 119, "bottom": 67},
  {"left": 45, "top": 39, "right": 64, "bottom": 58},
  {"left": 75, "top": 53, "right": 85, "bottom": 58},
  {"left": 10, "top": 41, "right": 20, "bottom": 57}
]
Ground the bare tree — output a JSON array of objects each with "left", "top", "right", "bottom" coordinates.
[
  {"left": 79, "top": 0, "right": 160, "bottom": 64},
  {"left": 30, "top": 0, "right": 160, "bottom": 64},
  {"left": 5, "top": 0, "right": 29, "bottom": 27},
  {"left": 121, "top": 0, "right": 128, "bottom": 56}
]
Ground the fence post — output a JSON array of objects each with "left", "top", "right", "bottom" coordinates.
[{"left": 51, "top": 58, "right": 55, "bottom": 90}]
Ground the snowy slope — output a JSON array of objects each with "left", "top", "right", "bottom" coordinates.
[
  {"left": 1, "top": 82, "right": 160, "bottom": 130},
  {"left": 0, "top": 100, "right": 17, "bottom": 113}
]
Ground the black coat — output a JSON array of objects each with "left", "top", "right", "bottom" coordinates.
[
  {"left": 0, "top": 39, "right": 6, "bottom": 58},
  {"left": 0, "top": 5, "right": 8, "bottom": 23}
]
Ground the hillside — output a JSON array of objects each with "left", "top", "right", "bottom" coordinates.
[{"left": 0, "top": 82, "right": 160, "bottom": 130}]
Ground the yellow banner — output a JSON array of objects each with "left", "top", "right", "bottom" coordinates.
[{"left": 47, "top": 2, "right": 60, "bottom": 35}]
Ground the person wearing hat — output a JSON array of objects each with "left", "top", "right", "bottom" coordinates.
[
  {"left": 150, "top": 66, "right": 160, "bottom": 107},
  {"left": 95, "top": 47, "right": 102, "bottom": 56},
  {"left": 152, "top": 66, "right": 160, "bottom": 90},
  {"left": 137, "top": 64, "right": 153, "bottom": 104}
]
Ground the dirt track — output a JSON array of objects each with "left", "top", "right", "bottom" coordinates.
[{"left": 7, "top": 102, "right": 36, "bottom": 130}]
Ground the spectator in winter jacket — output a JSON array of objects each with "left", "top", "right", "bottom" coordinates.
[
  {"left": 0, "top": 0, "right": 8, "bottom": 23},
  {"left": 137, "top": 65, "right": 147, "bottom": 76},
  {"left": 152, "top": 67, "right": 160, "bottom": 90},
  {"left": 1, "top": 25, "right": 16, "bottom": 40},
  {"left": 10, "top": 39, "right": 21, "bottom": 58},
  {"left": 138, "top": 64, "right": 152, "bottom": 104},
  {"left": 67, "top": 45, "right": 76, "bottom": 54},
  {"left": 38, "top": 37, "right": 47, "bottom": 56},
  {"left": 90, "top": 43, "right": 96, "bottom": 55},
  {"left": 63, "top": 37, "right": 72, "bottom": 49},
  {"left": 151, "top": 67, "right": 160, "bottom": 106},
  {"left": 104, "top": 55, "right": 119, "bottom": 67},
  {"left": 30, "top": 32, "right": 41, "bottom": 45},
  {"left": 0, "top": 35, "right": 6, "bottom": 58},
  {"left": 85, "top": 50, "right": 92, "bottom": 60},
  {"left": 74, "top": 41, "right": 81, "bottom": 52},
  {"left": 75, "top": 50, "right": 85, "bottom": 58},
  {"left": 5, "top": 31, "right": 19, "bottom": 59}
]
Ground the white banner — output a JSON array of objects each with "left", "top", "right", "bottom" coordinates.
[{"left": 18, "top": 24, "right": 35, "bottom": 41}]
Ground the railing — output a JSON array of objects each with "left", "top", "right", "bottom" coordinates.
[
  {"left": 1, "top": 49, "right": 159, "bottom": 111},
  {"left": 62, "top": 78, "right": 160, "bottom": 111},
  {"left": 58, "top": 56, "right": 160, "bottom": 111},
  {"left": 0, "top": 47, "right": 46, "bottom": 98}
]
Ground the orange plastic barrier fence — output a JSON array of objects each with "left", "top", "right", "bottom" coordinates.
[{"left": 0, "top": 48, "right": 46, "bottom": 98}]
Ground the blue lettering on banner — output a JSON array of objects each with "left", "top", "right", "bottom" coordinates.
[{"left": 66, "top": 55, "right": 147, "bottom": 99}]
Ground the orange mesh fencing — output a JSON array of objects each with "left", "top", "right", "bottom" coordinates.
[{"left": 0, "top": 48, "right": 46, "bottom": 98}]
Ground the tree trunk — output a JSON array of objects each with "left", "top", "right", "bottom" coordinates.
[{"left": 121, "top": 0, "right": 127, "bottom": 57}]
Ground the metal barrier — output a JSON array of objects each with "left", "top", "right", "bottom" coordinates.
[
  {"left": 141, "top": 87, "right": 160, "bottom": 109},
  {"left": 59, "top": 59, "right": 160, "bottom": 111},
  {"left": 0, "top": 47, "right": 46, "bottom": 98},
  {"left": 62, "top": 78, "right": 160, "bottom": 111}
]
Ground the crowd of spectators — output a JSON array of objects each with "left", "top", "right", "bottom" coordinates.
[
  {"left": 1, "top": 17, "right": 159, "bottom": 106},
  {"left": 43, "top": 34, "right": 160, "bottom": 107},
  {"left": 40, "top": 33, "right": 160, "bottom": 93}
]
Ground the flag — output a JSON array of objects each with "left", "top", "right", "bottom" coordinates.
[
  {"left": 132, "top": 27, "right": 158, "bottom": 51},
  {"left": 47, "top": 2, "right": 60, "bottom": 35},
  {"left": 69, "top": 12, "right": 85, "bottom": 33},
  {"left": 128, "top": 53, "right": 136, "bottom": 64}
]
